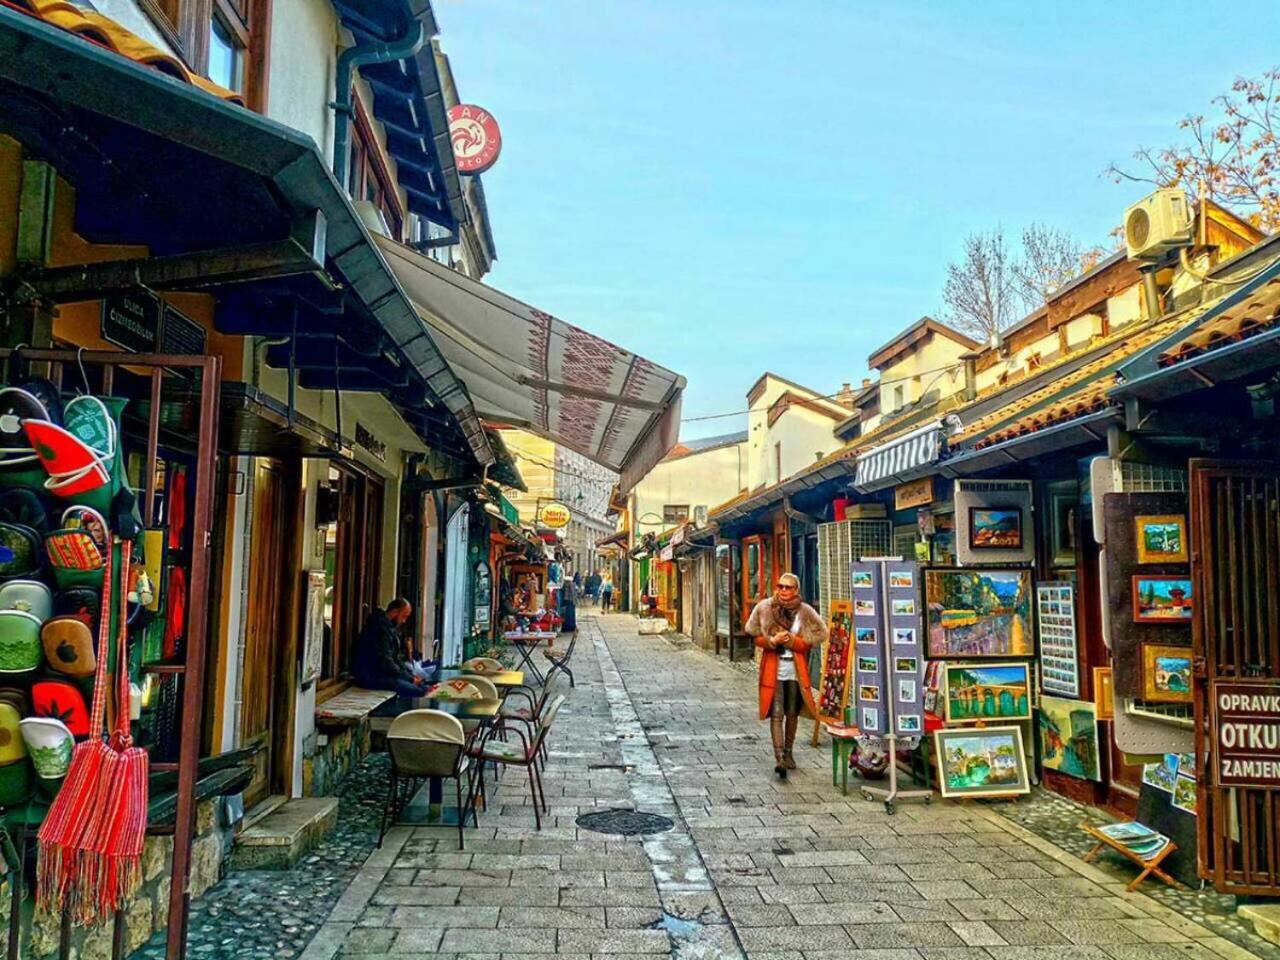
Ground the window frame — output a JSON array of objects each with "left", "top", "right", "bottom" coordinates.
[
  {"left": 662, "top": 503, "right": 690, "bottom": 526},
  {"left": 347, "top": 91, "right": 406, "bottom": 240},
  {"left": 136, "top": 0, "right": 272, "bottom": 111}
]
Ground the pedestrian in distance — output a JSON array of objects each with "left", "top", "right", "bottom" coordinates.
[
  {"left": 746, "top": 572, "right": 825, "bottom": 779},
  {"left": 600, "top": 575, "right": 614, "bottom": 613}
]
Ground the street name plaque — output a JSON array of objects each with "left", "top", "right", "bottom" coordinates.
[{"left": 1211, "top": 679, "right": 1280, "bottom": 788}]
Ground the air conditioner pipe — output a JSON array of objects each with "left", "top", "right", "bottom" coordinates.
[
  {"left": 331, "top": 19, "right": 427, "bottom": 189},
  {"left": 1140, "top": 265, "right": 1163, "bottom": 321}
]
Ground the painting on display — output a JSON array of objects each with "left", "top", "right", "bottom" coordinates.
[
  {"left": 853, "top": 570, "right": 874, "bottom": 589},
  {"left": 1037, "top": 581, "right": 1079, "bottom": 698},
  {"left": 1093, "top": 666, "right": 1114, "bottom": 720},
  {"left": 1038, "top": 695, "right": 1101, "bottom": 781},
  {"left": 301, "top": 569, "right": 327, "bottom": 687},
  {"left": 934, "top": 725, "right": 1031, "bottom": 799},
  {"left": 1048, "top": 480, "right": 1078, "bottom": 568},
  {"left": 1132, "top": 576, "right": 1193, "bottom": 622},
  {"left": 1134, "top": 515, "right": 1188, "bottom": 564},
  {"left": 943, "top": 662, "right": 1032, "bottom": 723},
  {"left": 816, "top": 600, "right": 854, "bottom": 723},
  {"left": 1141, "top": 644, "right": 1193, "bottom": 703},
  {"left": 850, "top": 559, "right": 925, "bottom": 739},
  {"left": 925, "top": 568, "right": 1033, "bottom": 659},
  {"left": 1172, "top": 774, "right": 1197, "bottom": 813},
  {"left": 969, "top": 507, "right": 1023, "bottom": 550},
  {"left": 1142, "top": 753, "right": 1179, "bottom": 793}
]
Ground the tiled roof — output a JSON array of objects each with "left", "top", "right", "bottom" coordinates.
[
  {"left": 9, "top": 0, "right": 242, "bottom": 102},
  {"left": 955, "top": 310, "right": 1212, "bottom": 450},
  {"left": 1156, "top": 272, "right": 1280, "bottom": 367}
]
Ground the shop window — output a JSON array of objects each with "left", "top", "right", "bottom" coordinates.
[
  {"left": 715, "top": 544, "right": 732, "bottom": 635},
  {"left": 663, "top": 504, "right": 689, "bottom": 525},
  {"left": 318, "top": 464, "right": 384, "bottom": 687},
  {"left": 742, "top": 534, "right": 771, "bottom": 620}
]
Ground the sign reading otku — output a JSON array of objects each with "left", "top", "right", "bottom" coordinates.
[
  {"left": 538, "top": 502, "right": 571, "bottom": 529},
  {"left": 1212, "top": 680, "right": 1280, "bottom": 788},
  {"left": 448, "top": 104, "right": 502, "bottom": 174}
]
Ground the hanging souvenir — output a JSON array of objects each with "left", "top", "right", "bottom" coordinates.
[
  {"left": 23, "top": 420, "right": 110, "bottom": 498},
  {"left": 20, "top": 717, "right": 74, "bottom": 781},
  {"left": 0, "top": 702, "right": 27, "bottom": 765},
  {"left": 54, "top": 586, "right": 100, "bottom": 632},
  {"left": 41, "top": 615, "right": 96, "bottom": 678},
  {"left": 0, "top": 687, "right": 28, "bottom": 714},
  {"left": 44, "top": 506, "right": 110, "bottom": 590},
  {"left": 0, "top": 579, "right": 52, "bottom": 621},
  {"left": 0, "top": 608, "right": 42, "bottom": 676},
  {"left": 0, "top": 521, "right": 42, "bottom": 581},
  {"left": 31, "top": 680, "right": 91, "bottom": 737},
  {"left": 0, "top": 751, "right": 31, "bottom": 806},
  {"left": 0, "top": 380, "right": 61, "bottom": 472},
  {"left": 0, "top": 487, "right": 51, "bottom": 534}
]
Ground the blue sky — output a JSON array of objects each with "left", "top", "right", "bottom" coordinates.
[{"left": 435, "top": 1, "right": 1278, "bottom": 439}]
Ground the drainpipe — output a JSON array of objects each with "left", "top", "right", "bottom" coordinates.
[
  {"left": 1140, "top": 265, "right": 1164, "bottom": 321},
  {"left": 331, "top": 18, "right": 426, "bottom": 189},
  {"left": 960, "top": 350, "right": 980, "bottom": 402}
]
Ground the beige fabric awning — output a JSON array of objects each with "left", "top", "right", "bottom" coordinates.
[{"left": 375, "top": 236, "right": 684, "bottom": 494}]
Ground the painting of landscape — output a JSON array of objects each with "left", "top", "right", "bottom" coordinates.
[
  {"left": 1141, "top": 644, "right": 1193, "bottom": 703},
  {"left": 969, "top": 507, "right": 1023, "bottom": 549},
  {"left": 944, "top": 662, "right": 1032, "bottom": 723},
  {"left": 1038, "top": 695, "right": 1100, "bottom": 781},
  {"left": 925, "top": 569, "right": 1033, "bottom": 658},
  {"left": 1133, "top": 577, "right": 1193, "bottom": 622},
  {"left": 935, "top": 726, "right": 1030, "bottom": 798}
]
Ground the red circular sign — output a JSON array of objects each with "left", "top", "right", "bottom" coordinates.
[{"left": 447, "top": 104, "right": 502, "bottom": 175}]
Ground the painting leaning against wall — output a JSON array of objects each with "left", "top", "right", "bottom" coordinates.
[{"left": 1038, "top": 694, "right": 1100, "bottom": 781}]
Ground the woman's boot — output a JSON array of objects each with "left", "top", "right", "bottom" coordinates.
[
  {"left": 770, "top": 712, "right": 787, "bottom": 779},
  {"left": 783, "top": 714, "right": 799, "bottom": 769}
]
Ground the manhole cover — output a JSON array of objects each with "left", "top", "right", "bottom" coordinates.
[{"left": 576, "top": 809, "right": 674, "bottom": 836}]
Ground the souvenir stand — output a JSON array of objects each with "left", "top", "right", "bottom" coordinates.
[
  {"left": 0, "top": 348, "right": 221, "bottom": 960},
  {"left": 850, "top": 558, "right": 930, "bottom": 813}
]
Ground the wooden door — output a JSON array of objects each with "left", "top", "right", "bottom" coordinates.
[
  {"left": 1190, "top": 459, "right": 1280, "bottom": 895},
  {"left": 241, "top": 459, "right": 289, "bottom": 807}
]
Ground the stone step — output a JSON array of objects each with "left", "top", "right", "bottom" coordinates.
[
  {"left": 1240, "top": 903, "right": 1280, "bottom": 947},
  {"left": 229, "top": 797, "right": 339, "bottom": 870}
]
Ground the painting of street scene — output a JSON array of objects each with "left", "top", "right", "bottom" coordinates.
[
  {"left": 926, "top": 569, "right": 1032, "bottom": 658},
  {"left": 1133, "top": 576, "right": 1193, "bottom": 622},
  {"left": 935, "top": 726, "right": 1030, "bottom": 798},
  {"left": 1038, "top": 695, "right": 1100, "bottom": 781},
  {"left": 944, "top": 662, "right": 1032, "bottom": 722}
]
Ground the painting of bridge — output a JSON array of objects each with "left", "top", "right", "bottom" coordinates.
[{"left": 943, "top": 662, "right": 1032, "bottom": 722}]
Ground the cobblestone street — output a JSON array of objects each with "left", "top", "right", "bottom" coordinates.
[{"left": 292, "top": 614, "right": 1273, "bottom": 960}]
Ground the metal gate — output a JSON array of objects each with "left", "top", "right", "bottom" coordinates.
[
  {"left": 0, "top": 348, "right": 221, "bottom": 959},
  {"left": 1189, "top": 458, "right": 1280, "bottom": 895}
]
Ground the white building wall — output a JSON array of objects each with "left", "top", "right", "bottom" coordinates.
[
  {"left": 266, "top": 0, "right": 339, "bottom": 162},
  {"left": 631, "top": 441, "right": 748, "bottom": 539}
]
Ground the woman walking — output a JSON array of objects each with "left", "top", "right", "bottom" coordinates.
[{"left": 746, "top": 573, "right": 826, "bottom": 779}]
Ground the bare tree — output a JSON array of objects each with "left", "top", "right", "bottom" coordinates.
[
  {"left": 1014, "top": 223, "right": 1107, "bottom": 311},
  {"left": 942, "top": 228, "right": 1019, "bottom": 342},
  {"left": 1106, "top": 68, "right": 1280, "bottom": 233}
]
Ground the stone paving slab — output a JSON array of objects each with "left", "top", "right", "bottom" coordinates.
[{"left": 291, "top": 614, "right": 1270, "bottom": 960}]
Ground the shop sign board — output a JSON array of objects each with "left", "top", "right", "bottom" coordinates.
[
  {"left": 659, "top": 543, "right": 674, "bottom": 562},
  {"left": 895, "top": 477, "right": 934, "bottom": 511},
  {"left": 1211, "top": 680, "right": 1280, "bottom": 788},
  {"left": 448, "top": 104, "right": 502, "bottom": 174},
  {"left": 538, "top": 501, "right": 571, "bottom": 529},
  {"left": 354, "top": 423, "right": 387, "bottom": 462},
  {"left": 102, "top": 293, "right": 207, "bottom": 357},
  {"left": 670, "top": 525, "right": 686, "bottom": 546}
]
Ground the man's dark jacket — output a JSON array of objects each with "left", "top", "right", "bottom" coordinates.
[{"left": 353, "top": 609, "right": 412, "bottom": 689}]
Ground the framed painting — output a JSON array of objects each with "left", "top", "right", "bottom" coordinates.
[
  {"left": 1038, "top": 695, "right": 1101, "bottom": 781},
  {"left": 856, "top": 627, "right": 877, "bottom": 645},
  {"left": 1141, "top": 643, "right": 1193, "bottom": 703},
  {"left": 969, "top": 506, "right": 1023, "bottom": 550},
  {"left": 1093, "top": 666, "right": 1114, "bottom": 720},
  {"left": 935, "top": 725, "right": 1030, "bottom": 799},
  {"left": 859, "top": 685, "right": 880, "bottom": 702},
  {"left": 1048, "top": 480, "right": 1078, "bottom": 568},
  {"left": 894, "top": 656, "right": 918, "bottom": 674},
  {"left": 943, "top": 662, "right": 1032, "bottom": 723},
  {"left": 1132, "top": 576, "right": 1192, "bottom": 623},
  {"left": 853, "top": 570, "right": 874, "bottom": 589},
  {"left": 816, "top": 600, "right": 855, "bottom": 723},
  {"left": 857, "top": 655, "right": 878, "bottom": 673},
  {"left": 889, "top": 571, "right": 914, "bottom": 589},
  {"left": 893, "top": 627, "right": 916, "bottom": 646},
  {"left": 854, "top": 599, "right": 876, "bottom": 617},
  {"left": 1135, "top": 514, "right": 1188, "bottom": 564},
  {"left": 925, "top": 568, "right": 1033, "bottom": 658},
  {"left": 891, "top": 598, "right": 916, "bottom": 617}
]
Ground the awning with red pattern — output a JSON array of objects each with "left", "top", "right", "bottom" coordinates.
[{"left": 374, "top": 236, "right": 685, "bottom": 495}]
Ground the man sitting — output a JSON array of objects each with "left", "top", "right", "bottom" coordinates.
[{"left": 352, "top": 598, "right": 425, "bottom": 697}]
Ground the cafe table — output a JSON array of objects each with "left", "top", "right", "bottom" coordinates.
[
  {"left": 371, "top": 688, "right": 502, "bottom": 825},
  {"left": 502, "top": 631, "right": 556, "bottom": 684},
  {"left": 447, "top": 666, "right": 525, "bottom": 691}
]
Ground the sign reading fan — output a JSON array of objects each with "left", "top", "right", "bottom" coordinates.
[{"left": 1212, "top": 680, "right": 1280, "bottom": 787}]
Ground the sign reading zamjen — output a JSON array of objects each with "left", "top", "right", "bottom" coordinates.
[{"left": 1212, "top": 680, "right": 1280, "bottom": 788}]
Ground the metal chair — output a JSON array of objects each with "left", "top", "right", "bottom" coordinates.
[
  {"left": 541, "top": 629, "right": 577, "bottom": 687},
  {"left": 380, "top": 709, "right": 478, "bottom": 850},
  {"left": 499, "top": 673, "right": 563, "bottom": 770},
  {"left": 471, "top": 694, "right": 566, "bottom": 831}
]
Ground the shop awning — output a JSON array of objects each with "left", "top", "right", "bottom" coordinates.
[
  {"left": 853, "top": 420, "right": 945, "bottom": 492},
  {"left": 0, "top": 4, "right": 493, "bottom": 466},
  {"left": 596, "top": 530, "right": 630, "bottom": 549},
  {"left": 374, "top": 236, "right": 686, "bottom": 494}
]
